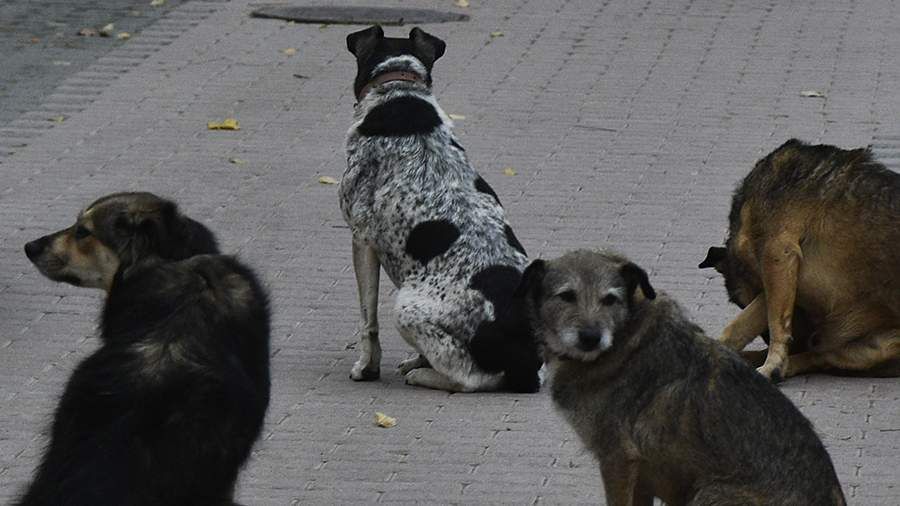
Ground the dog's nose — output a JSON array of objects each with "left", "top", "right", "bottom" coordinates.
[
  {"left": 24, "top": 238, "right": 47, "bottom": 261},
  {"left": 577, "top": 329, "right": 607, "bottom": 351}
]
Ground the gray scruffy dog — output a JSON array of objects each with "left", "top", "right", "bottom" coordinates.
[
  {"left": 519, "top": 250, "right": 845, "bottom": 505},
  {"left": 339, "top": 25, "right": 541, "bottom": 392}
]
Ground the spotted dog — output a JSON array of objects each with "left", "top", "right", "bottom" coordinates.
[{"left": 340, "top": 25, "right": 541, "bottom": 392}]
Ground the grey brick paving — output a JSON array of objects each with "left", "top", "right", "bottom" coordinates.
[{"left": 1, "top": 0, "right": 899, "bottom": 504}]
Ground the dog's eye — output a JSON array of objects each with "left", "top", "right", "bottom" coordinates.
[
  {"left": 74, "top": 226, "right": 91, "bottom": 240},
  {"left": 600, "top": 294, "right": 619, "bottom": 306},
  {"left": 557, "top": 290, "right": 577, "bottom": 303}
]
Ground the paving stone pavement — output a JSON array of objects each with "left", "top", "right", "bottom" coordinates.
[
  {"left": 1, "top": 0, "right": 898, "bottom": 504},
  {"left": 0, "top": 0, "right": 212, "bottom": 124}
]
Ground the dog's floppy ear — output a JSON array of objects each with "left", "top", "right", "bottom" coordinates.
[
  {"left": 698, "top": 246, "right": 726, "bottom": 269},
  {"left": 347, "top": 25, "right": 384, "bottom": 58},
  {"left": 113, "top": 199, "right": 178, "bottom": 267},
  {"left": 514, "top": 259, "right": 547, "bottom": 301},
  {"left": 114, "top": 200, "right": 218, "bottom": 266},
  {"left": 620, "top": 262, "right": 656, "bottom": 301},
  {"left": 409, "top": 27, "right": 446, "bottom": 66}
]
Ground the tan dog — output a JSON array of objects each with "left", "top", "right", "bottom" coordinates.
[{"left": 700, "top": 139, "right": 900, "bottom": 381}]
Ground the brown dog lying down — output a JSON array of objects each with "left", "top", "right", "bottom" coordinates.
[
  {"left": 521, "top": 250, "right": 846, "bottom": 506},
  {"left": 700, "top": 139, "right": 900, "bottom": 381}
]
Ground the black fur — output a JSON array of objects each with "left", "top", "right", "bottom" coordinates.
[
  {"left": 698, "top": 246, "right": 726, "bottom": 269},
  {"left": 620, "top": 262, "right": 656, "bottom": 301},
  {"left": 347, "top": 26, "right": 446, "bottom": 99},
  {"left": 357, "top": 96, "right": 442, "bottom": 137},
  {"left": 515, "top": 259, "right": 547, "bottom": 304},
  {"left": 404, "top": 219, "right": 460, "bottom": 266},
  {"left": 504, "top": 225, "right": 526, "bottom": 256},
  {"left": 474, "top": 176, "right": 501, "bottom": 205},
  {"left": 468, "top": 265, "right": 541, "bottom": 392},
  {"left": 19, "top": 194, "right": 270, "bottom": 506}
]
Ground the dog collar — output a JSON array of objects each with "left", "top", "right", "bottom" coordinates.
[{"left": 357, "top": 71, "right": 425, "bottom": 102}]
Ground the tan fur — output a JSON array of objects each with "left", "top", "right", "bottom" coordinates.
[
  {"left": 706, "top": 140, "right": 900, "bottom": 379},
  {"left": 41, "top": 217, "right": 120, "bottom": 291}
]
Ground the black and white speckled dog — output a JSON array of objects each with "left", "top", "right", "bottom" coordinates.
[{"left": 340, "top": 25, "right": 541, "bottom": 393}]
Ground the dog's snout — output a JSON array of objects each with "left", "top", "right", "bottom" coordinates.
[
  {"left": 24, "top": 238, "right": 48, "bottom": 261},
  {"left": 577, "top": 329, "right": 606, "bottom": 351}
]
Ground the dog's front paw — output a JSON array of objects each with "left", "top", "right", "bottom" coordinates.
[
  {"left": 350, "top": 361, "right": 380, "bottom": 381},
  {"left": 398, "top": 355, "right": 430, "bottom": 375},
  {"left": 756, "top": 359, "right": 786, "bottom": 383}
]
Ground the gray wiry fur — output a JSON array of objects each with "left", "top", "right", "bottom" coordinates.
[
  {"left": 525, "top": 250, "right": 846, "bottom": 506},
  {"left": 340, "top": 56, "right": 527, "bottom": 392}
]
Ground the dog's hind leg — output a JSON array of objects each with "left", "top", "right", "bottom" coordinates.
[
  {"left": 398, "top": 354, "right": 430, "bottom": 375},
  {"left": 756, "top": 236, "right": 802, "bottom": 381},
  {"left": 719, "top": 295, "right": 768, "bottom": 351},
  {"left": 350, "top": 241, "right": 382, "bottom": 381},
  {"left": 786, "top": 329, "right": 900, "bottom": 378},
  {"left": 395, "top": 288, "right": 504, "bottom": 392}
]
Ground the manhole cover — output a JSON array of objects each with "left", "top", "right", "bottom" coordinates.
[{"left": 250, "top": 5, "right": 470, "bottom": 25}]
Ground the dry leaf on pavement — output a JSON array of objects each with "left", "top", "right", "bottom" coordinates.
[
  {"left": 455, "top": 0, "right": 470, "bottom": 7},
  {"left": 318, "top": 176, "right": 339, "bottom": 185},
  {"left": 207, "top": 118, "right": 240, "bottom": 130},
  {"left": 448, "top": 113, "right": 466, "bottom": 120},
  {"left": 228, "top": 158, "right": 246, "bottom": 165},
  {"left": 502, "top": 167, "right": 517, "bottom": 176},
  {"left": 117, "top": 32, "right": 131, "bottom": 40},
  {"left": 150, "top": 0, "right": 166, "bottom": 6},
  {"left": 99, "top": 23, "right": 115, "bottom": 37},
  {"left": 800, "top": 90, "right": 825, "bottom": 98},
  {"left": 374, "top": 412, "right": 397, "bottom": 428},
  {"left": 78, "top": 28, "right": 98, "bottom": 37},
  {"left": 490, "top": 31, "right": 504, "bottom": 38},
  {"left": 282, "top": 47, "right": 297, "bottom": 56}
]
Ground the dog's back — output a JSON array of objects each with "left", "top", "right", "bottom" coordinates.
[
  {"left": 19, "top": 255, "right": 270, "bottom": 506},
  {"left": 731, "top": 140, "right": 899, "bottom": 326}
]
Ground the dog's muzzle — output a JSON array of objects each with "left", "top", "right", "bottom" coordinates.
[{"left": 25, "top": 237, "right": 50, "bottom": 262}]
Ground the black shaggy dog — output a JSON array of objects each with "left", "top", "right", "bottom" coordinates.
[{"left": 20, "top": 192, "right": 270, "bottom": 506}]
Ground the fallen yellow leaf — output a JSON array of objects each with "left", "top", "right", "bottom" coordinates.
[
  {"left": 117, "top": 32, "right": 131, "bottom": 40},
  {"left": 374, "top": 412, "right": 396, "bottom": 428},
  {"left": 207, "top": 118, "right": 240, "bottom": 130},
  {"left": 49, "top": 116, "right": 66, "bottom": 123},
  {"left": 99, "top": 23, "right": 115, "bottom": 37},
  {"left": 78, "top": 27, "right": 98, "bottom": 37},
  {"left": 150, "top": 0, "right": 166, "bottom": 6},
  {"left": 490, "top": 31, "right": 504, "bottom": 38},
  {"left": 448, "top": 113, "right": 466, "bottom": 120},
  {"left": 502, "top": 167, "right": 517, "bottom": 176},
  {"left": 799, "top": 90, "right": 825, "bottom": 98},
  {"left": 455, "top": 0, "right": 470, "bottom": 7},
  {"left": 282, "top": 47, "right": 297, "bottom": 56},
  {"left": 228, "top": 158, "right": 246, "bottom": 165},
  {"left": 318, "top": 176, "right": 339, "bottom": 185}
]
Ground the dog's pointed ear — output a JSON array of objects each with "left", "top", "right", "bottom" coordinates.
[
  {"left": 620, "top": 262, "right": 656, "bottom": 301},
  {"left": 698, "top": 246, "right": 726, "bottom": 269},
  {"left": 347, "top": 25, "right": 384, "bottom": 58},
  {"left": 409, "top": 27, "right": 446, "bottom": 66},
  {"left": 515, "top": 259, "right": 547, "bottom": 301}
]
